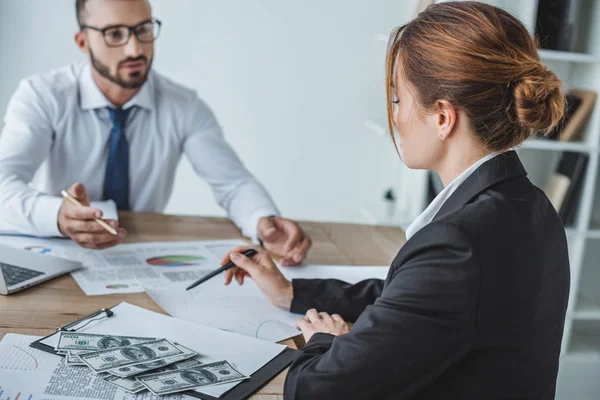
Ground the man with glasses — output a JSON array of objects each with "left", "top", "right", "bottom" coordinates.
[{"left": 0, "top": 0, "right": 311, "bottom": 266}]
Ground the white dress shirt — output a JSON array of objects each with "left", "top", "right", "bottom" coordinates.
[
  {"left": 405, "top": 152, "right": 500, "bottom": 240},
  {"left": 0, "top": 61, "right": 279, "bottom": 239}
]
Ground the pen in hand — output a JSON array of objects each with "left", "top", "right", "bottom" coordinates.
[
  {"left": 60, "top": 190, "right": 118, "bottom": 236},
  {"left": 186, "top": 248, "right": 258, "bottom": 291}
]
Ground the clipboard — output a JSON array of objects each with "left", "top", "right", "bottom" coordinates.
[
  {"left": 29, "top": 305, "right": 298, "bottom": 400},
  {"left": 30, "top": 305, "right": 117, "bottom": 355}
]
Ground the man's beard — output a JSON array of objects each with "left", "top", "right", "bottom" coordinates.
[{"left": 90, "top": 48, "right": 152, "bottom": 89}]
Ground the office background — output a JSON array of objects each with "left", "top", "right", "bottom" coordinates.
[{"left": 0, "top": 0, "right": 424, "bottom": 225}]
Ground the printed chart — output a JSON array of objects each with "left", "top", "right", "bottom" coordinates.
[
  {"left": 146, "top": 255, "right": 207, "bottom": 267},
  {"left": 0, "top": 387, "right": 34, "bottom": 400}
]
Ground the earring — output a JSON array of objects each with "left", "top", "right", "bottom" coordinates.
[{"left": 440, "top": 134, "right": 443, "bottom": 139}]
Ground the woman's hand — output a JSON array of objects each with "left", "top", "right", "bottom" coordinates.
[
  {"left": 222, "top": 246, "right": 293, "bottom": 309},
  {"left": 296, "top": 309, "right": 349, "bottom": 342}
]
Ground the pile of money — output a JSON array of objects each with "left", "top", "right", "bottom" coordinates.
[{"left": 54, "top": 332, "right": 248, "bottom": 395}]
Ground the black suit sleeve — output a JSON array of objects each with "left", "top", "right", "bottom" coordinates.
[
  {"left": 290, "top": 278, "right": 385, "bottom": 321},
  {"left": 284, "top": 222, "right": 481, "bottom": 400}
]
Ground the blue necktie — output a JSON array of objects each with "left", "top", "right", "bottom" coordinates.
[{"left": 103, "top": 107, "right": 132, "bottom": 210}]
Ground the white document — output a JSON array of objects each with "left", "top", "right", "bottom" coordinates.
[
  {"left": 0, "top": 333, "right": 187, "bottom": 400},
  {"left": 139, "top": 264, "right": 390, "bottom": 342},
  {"left": 0, "top": 236, "right": 246, "bottom": 296},
  {"left": 38, "top": 302, "right": 286, "bottom": 398}
]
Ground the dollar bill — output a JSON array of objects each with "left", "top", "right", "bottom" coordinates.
[
  {"left": 137, "top": 360, "right": 248, "bottom": 395},
  {"left": 105, "top": 346, "right": 199, "bottom": 378},
  {"left": 104, "top": 374, "right": 147, "bottom": 394},
  {"left": 66, "top": 352, "right": 85, "bottom": 366},
  {"left": 103, "top": 357, "right": 204, "bottom": 393},
  {"left": 79, "top": 338, "right": 183, "bottom": 373},
  {"left": 56, "top": 332, "right": 156, "bottom": 352}
]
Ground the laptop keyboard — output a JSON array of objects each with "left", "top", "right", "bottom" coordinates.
[{"left": 0, "top": 262, "right": 45, "bottom": 287}]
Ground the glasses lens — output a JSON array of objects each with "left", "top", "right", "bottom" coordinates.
[
  {"left": 104, "top": 26, "right": 129, "bottom": 46},
  {"left": 136, "top": 21, "right": 159, "bottom": 43}
]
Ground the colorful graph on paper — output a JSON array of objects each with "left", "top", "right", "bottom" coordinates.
[
  {"left": 0, "top": 386, "right": 34, "bottom": 400},
  {"left": 146, "top": 255, "right": 207, "bottom": 267}
]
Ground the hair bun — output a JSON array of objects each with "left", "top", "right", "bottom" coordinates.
[{"left": 513, "top": 66, "right": 565, "bottom": 134}]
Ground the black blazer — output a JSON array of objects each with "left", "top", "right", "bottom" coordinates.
[{"left": 285, "top": 151, "right": 570, "bottom": 400}]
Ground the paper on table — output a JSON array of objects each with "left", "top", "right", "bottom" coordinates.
[
  {"left": 39, "top": 302, "right": 286, "bottom": 398},
  {"left": 139, "top": 264, "right": 390, "bottom": 342},
  {"left": 0, "top": 333, "right": 186, "bottom": 400},
  {"left": 0, "top": 236, "right": 246, "bottom": 296}
]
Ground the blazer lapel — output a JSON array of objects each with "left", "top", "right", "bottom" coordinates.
[{"left": 434, "top": 151, "right": 528, "bottom": 220}]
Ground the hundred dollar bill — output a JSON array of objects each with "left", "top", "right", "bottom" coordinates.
[
  {"left": 104, "top": 374, "right": 147, "bottom": 394},
  {"left": 138, "top": 360, "right": 248, "bottom": 396},
  {"left": 106, "top": 345, "right": 199, "bottom": 378},
  {"left": 104, "top": 357, "right": 204, "bottom": 393},
  {"left": 79, "top": 338, "right": 183, "bottom": 373},
  {"left": 56, "top": 332, "right": 156, "bottom": 352},
  {"left": 66, "top": 352, "right": 85, "bottom": 366}
]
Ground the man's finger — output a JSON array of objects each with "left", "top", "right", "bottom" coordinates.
[
  {"left": 65, "top": 204, "right": 103, "bottom": 220},
  {"left": 282, "top": 236, "right": 312, "bottom": 266},
  {"left": 72, "top": 232, "right": 118, "bottom": 246},
  {"left": 69, "top": 182, "right": 85, "bottom": 198},
  {"left": 259, "top": 217, "right": 278, "bottom": 240},
  {"left": 69, "top": 219, "right": 112, "bottom": 234},
  {"left": 68, "top": 182, "right": 90, "bottom": 205},
  {"left": 283, "top": 223, "right": 302, "bottom": 254},
  {"left": 94, "top": 239, "right": 122, "bottom": 250}
]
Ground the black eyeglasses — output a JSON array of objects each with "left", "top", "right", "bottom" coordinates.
[{"left": 81, "top": 18, "right": 162, "bottom": 48}]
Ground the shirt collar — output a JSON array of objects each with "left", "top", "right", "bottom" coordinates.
[
  {"left": 405, "top": 151, "right": 500, "bottom": 240},
  {"left": 78, "top": 62, "right": 155, "bottom": 111}
]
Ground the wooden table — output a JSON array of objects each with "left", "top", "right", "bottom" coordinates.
[{"left": 0, "top": 212, "right": 405, "bottom": 399}]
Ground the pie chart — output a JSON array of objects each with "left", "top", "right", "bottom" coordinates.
[
  {"left": 146, "top": 255, "right": 207, "bottom": 267},
  {"left": 25, "top": 245, "right": 52, "bottom": 254}
]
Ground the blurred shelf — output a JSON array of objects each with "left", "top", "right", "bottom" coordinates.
[
  {"left": 585, "top": 229, "right": 600, "bottom": 239},
  {"left": 519, "top": 139, "right": 597, "bottom": 152},
  {"left": 568, "top": 319, "right": 600, "bottom": 356},
  {"left": 575, "top": 298, "right": 600, "bottom": 320},
  {"left": 539, "top": 49, "right": 600, "bottom": 64},
  {"left": 574, "top": 308, "right": 600, "bottom": 320}
]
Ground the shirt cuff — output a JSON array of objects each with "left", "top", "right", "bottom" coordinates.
[{"left": 31, "top": 194, "right": 64, "bottom": 237}]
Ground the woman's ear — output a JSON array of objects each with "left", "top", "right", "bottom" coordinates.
[{"left": 436, "top": 100, "right": 457, "bottom": 140}]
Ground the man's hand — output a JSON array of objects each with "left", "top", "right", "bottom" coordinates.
[
  {"left": 257, "top": 217, "right": 311, "bottom": 266},
  {"left": 223, "top": 245, "right": 294, "bottom": 309},
  {"left": 296, "top": 309, "right": 349, "bottom": 342},
  {"left": 57, "top": 183, "right": 125, "bottom": 249}
]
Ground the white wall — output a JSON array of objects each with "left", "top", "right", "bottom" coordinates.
[{"left": 0, "top": 0, "right": 419, "bottom": 224}]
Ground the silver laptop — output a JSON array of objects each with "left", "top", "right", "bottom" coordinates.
[{"left": 0, "top": 243, "right": 82, "bottom": 295}]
